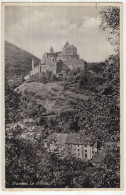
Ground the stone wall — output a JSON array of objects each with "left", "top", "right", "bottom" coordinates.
[
  {"left": 30, "top": 66, "right": 40, "bottom": 76},
  {"left": 62, "top": 59, "right": 84, "bottom": 70},
  {"left": 30, "top": 64, "right": 47, "bottom": 76},
  {"left": 57, "top": 54, "right": 79, "bottom": 60},
  {"left": 29, "top": 58, "right": 85, "bottom": 77},
  {"left": 56, "top": 61, "right": 70, "bottom": 74},
  {"left": 40, "top": 65, "right": 47, "bottom": 72},
  {"left": 46, "top": 58, "right": 56, "bottom": 74}
]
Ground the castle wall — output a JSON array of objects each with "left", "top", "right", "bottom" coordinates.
[
  {"left": 56, "top": 61, "right": 63, "bottom": 74},
  {"left": 30, "top": 64, "right": 47, "bottom": 76},
  {"left": 40, "top": 65, "right": 47, "bottom": 72},
  {"left": 62, "top": 59, "right": 84, "bottom": 71},
  {"left": 58, "top": 54, "right": 79, "bottom": 60},
  {"left": 47, "top": 53, "right": 57, "bottom": 58},
  {"left": 56, "top": 61, "right": 70, "bottom": 74},
  {"left": 43, "top": 53, "right": 48, "bottom": 61},
  {"left": 46, "top": 58, "right": 56, "bottom": 74},
  {"left": 31, "top": 66, "right": 40, "bottom": 76},
  {"left": 30, "top": 58, "right": 85, "bottom": 77}
]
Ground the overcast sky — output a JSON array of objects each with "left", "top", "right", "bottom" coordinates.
[{"left": 5, "top": 5, "right": 115, "bottom": 62}]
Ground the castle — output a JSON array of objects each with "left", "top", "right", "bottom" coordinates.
[{"left": 24, "top": 41, "right": 85, "bottom": 80}]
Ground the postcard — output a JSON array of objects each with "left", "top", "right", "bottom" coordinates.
[{"left": 1, "top": 2, "right": 123, "bottom": 191}]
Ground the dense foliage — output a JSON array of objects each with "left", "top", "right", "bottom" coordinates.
[
  {"left": 5, "top": 125, "right": 120, "bottom": 188},
  {"left": 100, "top": 6, "right": 120, "bottom": 52},
  {"left": 5, "top": 53, "right": 120, "bottom": 188},
  {"left": 5, "top": 81, "right": 21, "bottom": 124}
]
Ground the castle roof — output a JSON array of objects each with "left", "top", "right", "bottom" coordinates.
[
  {"left": 62, "top": 59, "right": 83, "bottom": 67},
  {"left": 46, "top": 133, "right": 68, "bottom": 145},
  {"left": 44, "top": 133, "right": 94, "bottom": 146},
  {"left": 68, "top": 45, "right": 76, "bottom": 49},
  {"left": 65, "top": 133, "right": 90, "bottom": 145},
  {"left": 63, "top": 41, "right": 70, "bottom": 49},
  {"left": 50, "top": 47, "right": 54, "bottom": 53},
  {"left": 55, "top": 133, "right": 68, "bottom": 145},
  {"left": 63, "top": 42, "right": 77, "bottom": 50}
]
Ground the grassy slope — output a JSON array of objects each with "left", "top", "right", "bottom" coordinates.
[
  {"left": 16, "top": 81, "right": 89, "bottom": 113},
  {"left": 5, "top": 41, "right": 40, "bottom": 81}
]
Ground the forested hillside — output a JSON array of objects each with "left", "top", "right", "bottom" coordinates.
[{"left": 5, "top": 41, "right": 40, "bottom": 87}]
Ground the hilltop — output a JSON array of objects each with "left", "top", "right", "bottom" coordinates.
[
  {"left": 14, "top": 54, "right": 120, "bottom": 141},
  {"left": 5, "top": 41, "right": 40, "bottom": 86}
]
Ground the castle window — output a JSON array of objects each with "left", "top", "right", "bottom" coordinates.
[
  {"left": 85, "top": 154, "right": 87, "bottom": 157},
  {"left": 69, "top": 152, "right": 70, "bottom": 154},
  {"left": 85, "top": 150, "right": 87, "bottom": 152},
  {"left": 78, "top": 149, "right": 79, "bottom": 151},
  {"left": 92, "top": 151, "right": 94, "bottom": 154},
  {"left": 78, "top": 153, "right": 80, "bottom": 156}
]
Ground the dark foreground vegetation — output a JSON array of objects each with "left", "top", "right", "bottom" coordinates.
[{"left": 5, "top": 53, "right": 120, "bottom": 188}]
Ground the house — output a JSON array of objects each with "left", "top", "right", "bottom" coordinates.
[
  {"left": 43, "top": 133, "right": 97, "bottom": 161},
  {"left": 65, "top": 134, "right": 97, "bottom": 161}
]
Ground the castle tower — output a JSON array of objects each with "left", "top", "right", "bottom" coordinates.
[
  {"left": 50, "top": 47, "right": 54, "bottom": 53},
  {"left": 63, "top": 41, "right": 70, "bottom": 49},
  {"left": 32, "top": 58, "right": 34, "bottom": 70}
]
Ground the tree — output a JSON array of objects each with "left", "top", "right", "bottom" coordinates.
[
  {"left": 99, "top": 6, "right": 120, "bottom": 52},
  {"left": 5, "top": 80, "right": 21, "bottom": 123}
]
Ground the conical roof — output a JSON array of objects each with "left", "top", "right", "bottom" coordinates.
[
  {"left": 63, "top": 41, "right": 70, "bottom": 49},
  {"left": 50, "top": 47, "right": 54, "bottom": 53}
]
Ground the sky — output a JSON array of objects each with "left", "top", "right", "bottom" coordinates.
[{"left": 5, "top": 5, "right": 115, "bottom": 62}]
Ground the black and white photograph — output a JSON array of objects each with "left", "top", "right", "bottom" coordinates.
[{"left": 2, "top": 2, "right": 122, "bottom": 189}]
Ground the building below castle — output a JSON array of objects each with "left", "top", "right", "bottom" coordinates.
[
  {"left": 43, "top": 133, "right": 97, "bottom": 161},
  {"left": 24, "top": 42, "right": 86, "bottom": 80}
]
